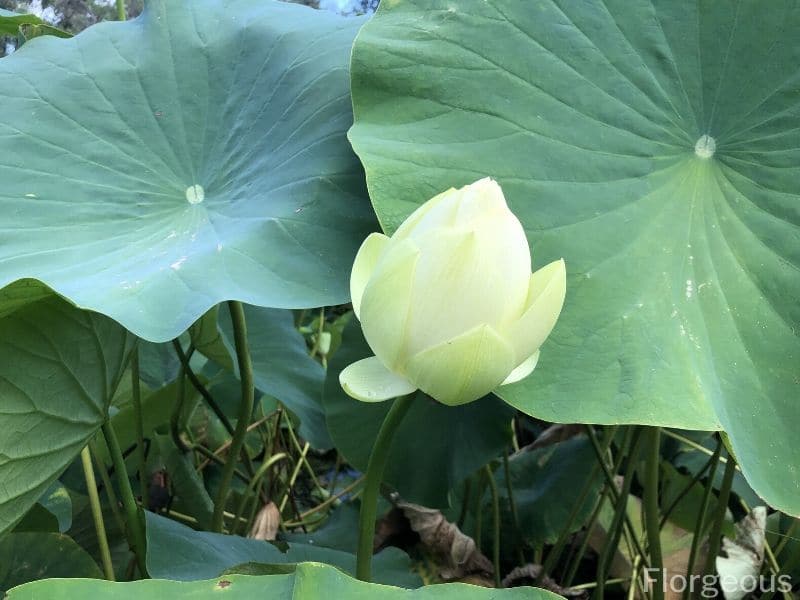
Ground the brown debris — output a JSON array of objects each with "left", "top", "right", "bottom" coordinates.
[
  {"left": 248, "top": 501, "right": 280, "bottom": 541},
  {"left": 395, "top": 499, "right": 494, "bottom": 581}
]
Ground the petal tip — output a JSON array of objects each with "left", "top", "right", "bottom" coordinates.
[{"left": 339, "top": 356, "right": 417, "bottom": 403}]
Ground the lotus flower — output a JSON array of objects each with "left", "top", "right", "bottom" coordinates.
[{"left": 339, "top": 178, "right": 566, "bottom": 406}]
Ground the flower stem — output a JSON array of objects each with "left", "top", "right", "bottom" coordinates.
[
  {"left": 682, "top": 437, "right": 722, "bottom": 600},
  {"left": 130, "top": 347, "right": 148, "bottom": 510},
  {"left": 80, "top": 445, "right": 115, "bottom": 581},
  {"left": 102, "top": 421, "right": 147, "bottom": 577},
  {"left": 356, "top": 394, "right": 414, "bottom": 582},
  {"left": 212, "top": 301, "right": 255, "bottom": 532},
  {"left": 485, "top": 464, "right": 501, "bottom": 587},
  {"left": 702, "top": 448, "right": 737, "bottom": 577},
  {"left": 642, "top": 426, "right": 664, "bottom": 600}
]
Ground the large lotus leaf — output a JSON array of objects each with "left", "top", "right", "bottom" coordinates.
[
  {"left": 0, "top": 0, "right": 376, "bottom": 342},
  {"left": 7, "top": 562, "right": 562, "bottom": 599},
  {"left": 0, "top": 297, "right": 133, "bottom": 535},
  {"left": 144, "top": 511, "right": 420, "bottom": 589},
  {"left": 348, "top": 1, "right": 800, "bottom": 515},
  {"left": 324, "top": 316, "right": 514, "bottom": 507},
  {"left": 0, "top": 532, "right": 102, "bottom": 594}
]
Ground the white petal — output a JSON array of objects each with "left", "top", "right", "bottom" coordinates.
[
  {"left": 500, "top": 350, "right": 540, "bottom": 386},
  {"left": 359, "top": 238, "right": 420, "bottom": 370},
  {"left": 350, "top": 232, "right": 389, "bottom": 319},
  {"left": 505, "top": 259, "right": 566, "bottom": 361},
  {"left": 403, "top": 221, "right": 530, "bottom": 355},
  {"left": 392, "top": 186, "right": 460, "bottom": 241},
  {"left": 405, "top": 323, "right": 515, "bottom": 406},
  {"left": 339, "top": 356, "right": 417, "bottom": 403}
]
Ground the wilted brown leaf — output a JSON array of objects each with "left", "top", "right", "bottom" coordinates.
[{"left": 248, "top": 501, "right": 280, "bottom": 541}]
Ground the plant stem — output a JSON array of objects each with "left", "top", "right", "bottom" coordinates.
[
  {"left": 502, "top": 451, "right": 526, "bottom": 566},
  {"left": 102, "top": 421, "right": 147, "bottom": 577},
  {"left": 279, "top": 442, "right": 309, "bottom": 513},
  {"left": 595, "top": 427, "right": 643, "bottom": 600},
  {"left": 564, "top": 427, "right": 629, "bottom": 587},
  {"left": 212, "top": 301, "right": 255, "bottom": 533},
  {"left": 661, "top": 440, "right": 719, "bottom": 529},
  {"left": 356, "top": 394, "right": 414, "bottom": 582},
  {"left": 170, "top": 343, "right": 192, "bottom": 453},
  {"left": 130, "top": 347, "right": 148, "bottom": 510},
  {"left": 116, "top": 0, "right": 125, "bottom": 20},
  {"left": 682, "top": 438, "right": 722, "bottom": 600},
  {"left": 89, "top": 438, "right": 126, "bottom": 534},
  {"left": 642, "top": 427, "right": 664, "bottom": 600},
  {"left": 586, "top": 425, "right": 648, "bottom": 562},
  {"left": 542, "top": 426, "right": 617, "bottom": 582},
  {"left": 702, "top": 450, "right": 736, "bottom": 577},
  {"left": 485, "top": 464, "right": 502, "bottom": 587},
  {"left": 172, "top": 340, "right": 235, "bottom": 436},
  {"left": 81, "top": 446, "right": 115, "bottom": 581},
  {"left": 232, "top": 452, "right": 288, "bottom": 535}
]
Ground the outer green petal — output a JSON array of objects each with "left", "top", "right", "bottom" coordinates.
[
  {"left": 350, "top": 232, "right": 390, "bottom": 319},
  {"left": 405, "top": 324, "right": 515, "bottom": 406},
  {"left": 500, "top": 350, "right": 540, "bottom": 386},
  {"left": 339, "top": 356, "right": 417, "bottom": 402},
  {"left": 507, "top": 259, "right": 567, "bottom": 361},
  {"left": 359, "top": 238, "right": 420, "bottom": 370}
]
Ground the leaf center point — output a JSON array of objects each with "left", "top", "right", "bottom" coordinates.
[
  {"left": 694, "top": 135, "right": 716, "bottom": 159},
  {"left": 185, "top": 184, "right": 205, "bottom": 205}
]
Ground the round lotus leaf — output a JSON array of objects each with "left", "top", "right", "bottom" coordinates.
[
  {"left": 0, "top": 0, "right": 375, "bottom": 341},
  {"left": 349, "top": 1, "right": 800, "bottom": 514}
]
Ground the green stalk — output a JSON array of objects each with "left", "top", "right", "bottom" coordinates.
[
  {"left": 89, "top": 438, "right": 126, "bottom": 534},
  {"left": 102, "top": 421, "right": 147, "bottom": 577},
  {"left": 661, "top": 440, "right": 719, "bottom": 528},
  {"left": 456, "top": 478, "right": 472, "bottom": 530},
  {"left": 503, "top": 451, "right": 526, "bottom": 566},
  {"left": 232, "top": 452, "right": 288, "bottom": 535},
  {"left": 356, "top": 394, "right": 415, "bottom": 582},
  {"left": 564, "top": 427, "right": 630, "bottom": 587},
  {"left": 116, "top": 0, "right": 125, "bottom": 20},
  {"left": 485, "top": 464, "right": 502, "bottom": 587},
  {"left": 172, "top": 340, "right": 235, "bottom": 437},
  {"left": 682, "top": 438, "right": 722, "bottom": 600},
  {"left": 586, "top": 425, "right": 648, "bottom": 562},
  {"left": 541, "top": 426, "right": 617, "bottom": 581},
  {"left": 702, "top": 450, "right": 736, "bottom": 577},
  {"left": 595, "top": 427, "right": 643, "bottom": 600},
  {"left": 642, "top": 427, "right": 663, "bottom": 600},
  {"left": 130, "top": 347, "right": 148, "bottom": 509},
  {"left": 212, "top": 301, "right": 255, "bottom": 532},
  {"left": 170, "top": 343, "right": 192, "bottom": 453},
  {"left": 81, "top": 446, "right": 115, "bottom": 581}
]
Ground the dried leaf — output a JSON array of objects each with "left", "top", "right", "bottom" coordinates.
[
  {"left": 248, "top": 502, "right": 280, "bottom": 541},
  {"left": 396, "top": 499, "right": 493, "bottom": 581}
]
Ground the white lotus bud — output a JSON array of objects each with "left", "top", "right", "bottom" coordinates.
[{"left": 340, "top": 178, "right": 566, "bottom": 406}]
